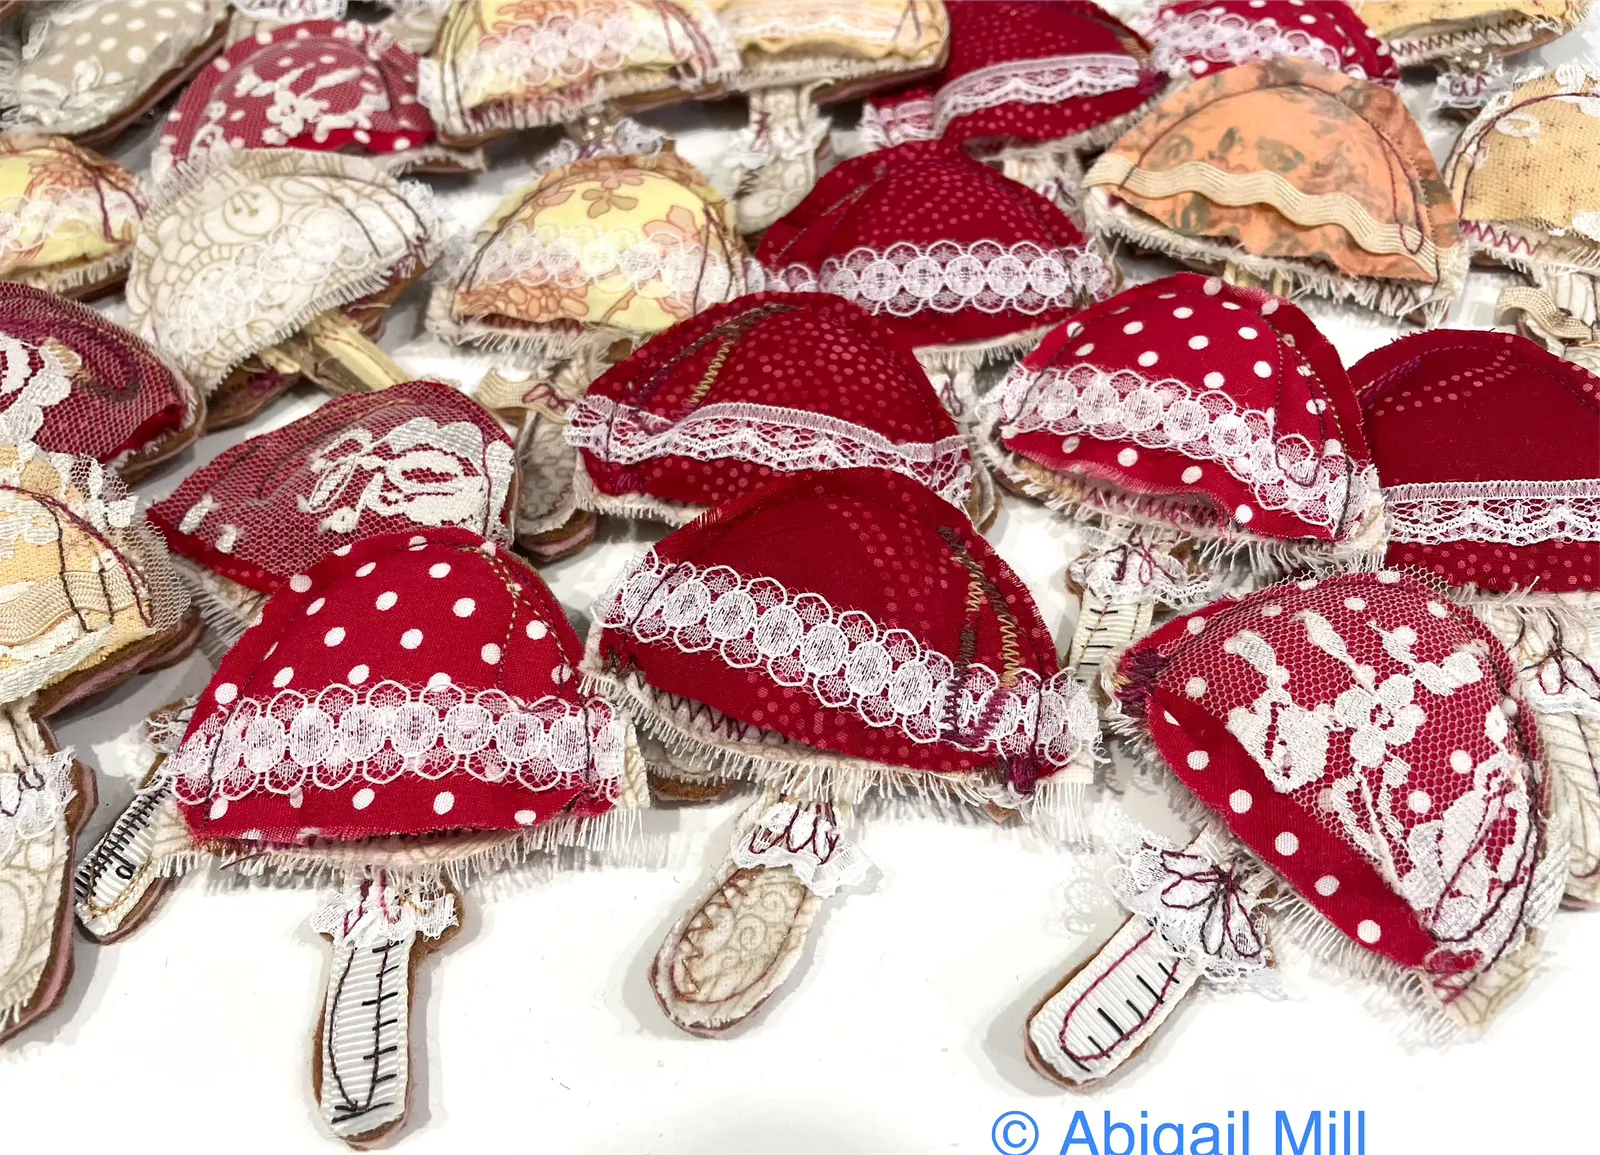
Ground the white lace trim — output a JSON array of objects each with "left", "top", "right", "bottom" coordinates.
[
  {"left": 168, "top": 682, "right": 627, "bottom": 805},
  {"left": 463, "top": 222, "right": 744, "bottom": 305},
  {"left": 1068, "top": 525, "right": 1212, "bottom": 607},
  {"left": 0, "top": 190, "right": 141, "bottom": 260},
  {"left": 0, "top": 749, "right": 74, "bottom": 863},
  {"left": 859, "top": 94, "right": 936, "bottom": 149},
  {"left": 310, "top": 873, "right": 457, "bottom": 948},
  {"left": 595, "top": 550, "right": 1098, "bottom": 768},
  {"left": 731, "top": 801, "right": 870, "bottom": 897},
  {"left": 530, "top": 118, "right": 667, "bottom": 179},
  {"left": 1384, "top": 480, "right": 1600, "bottom": 546},
  {"left": 762, "top": 240, "right": 1112, "bottom": 319},
  {"left": 930, "top": 54, "right": 1145, "bottom": 138},
  {"left": 563, "top": 396, "right": 972, "bottom": 508},
  {"left": 461, "top": 8, "right": 726, "bottom": 94},
  {"left": 0, "top": 334, "right": 72, "bottom": 445},
  {"left": 1109, "top": 837, "right": 1269, "bottom": 982},
  {"left": 984, "top": 362, "right": 1367, "bottom": 532},
  {"left": 1136, "top": 9, "right": 1350, "bottom": 77}
]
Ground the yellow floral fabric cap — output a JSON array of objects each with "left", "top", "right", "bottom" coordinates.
[
  {"left": 1447, "top": 63, "right": 1600, "bottom": 355},
  {"left": 418, "top": 1, "right": 739, "bottom": 145},
  {"left": 5, "top": 0, "right": 230, "bottom": 144},
  {"left": 721, "top": 0, "right": 948, "bottom": 95},
  {"left": 125, "top": 149, "right": 444, "bottom": 391},
  {"left": 1083, "top": 57, "right": 1465, "bottom": 323},
  {"left": 429, "top": 149, "right": 751, "bottom": 366},
  {"left": 0, "top": 135, "right": 144, "bottom": 299}
]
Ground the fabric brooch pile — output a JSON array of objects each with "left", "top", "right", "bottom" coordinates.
[{"left": 0, "top": 0, "right": 1594, "bottom": 1148}]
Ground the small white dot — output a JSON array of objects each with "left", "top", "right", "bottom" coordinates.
[
  {"left": 1297, "top": 579, "right": 1319, "bottom": 590},
  {"left": 376, "top": 591, "right": 397, "bottom": 610},
  {"left": 333, "top": 545, "right": 352, "bottom": 556},
  {"left": 1229, "top": 789, "right": 1253, "bottom": 813},
  {"left": 1187, "top": 617, "right": 1206, "bottom": 635},
  {"left": 1428, "top": 601, "right": 1451, "bottom": 618},
  {"left": 1408, "top": 790, "right": 1431, "bottom": 813},
  {"left": 1061, "top": 435, "right": 1081, "bottom": 453},
  {"left": 1275, "top": 832, "right": 1299, "bottom": 856},
  {"left": 1502, "top": 698, "right": 1519, "bottom": 716},
  {"left": 1123, "top": 320, "right": 1144, "bottom": 334},
  {"left": 353, "top": 788, "right": 375, "bottom": 810},
  {"left": 453, "top": 598, "right": 476, "bottom": 618},
  {"left": 1191, "top": 59, "right": 1208, "bottom": 74},
  {"left": 1261, "top": 298, "right": 1279, "bottom": 314},
  {"left": 1261, "top": 604, "right": 1282, "bottom": 617},
  {"left": 215, "top": 683, "right": 238, "bottom": 704},
  {"left": 482, "top": 643, "right": 502, "bottom": 664},
  {"left": 1117, "top": 447, "right": 1139, "bottom": 467},
  {"left": 324, "top": 627, "right": 346, "bottom": 647},
  {"left": 1182, "top": 465, "right": 1203, "bottom": 483},
  {"left": 1203, "top": 278, "right": 1221, "bottom": 295},
  {"left": 1377, "top": 571, "right": 1401, "bottom": 584},
  {"left": 306, "top": 598, "right": 325, "bottom": 616},
  {"left": 552, "top": 664, "right": 573, "bottom": 684},
  {"left": 1074, "top": 343, "right": 1095, "bottom": 356},
  {"left": 289, "top": 574, "right": 312, "bottom": 592},
  {"left": 515, "top": 809, "right": 537, "bottom": 825},
  {"left": 1235, "top": 504, "right": 1254, "bottom": 523},
  {"left": 1357, "top": 920, "right": 1381, "bottom": 944},
  {"left": 1138, "top": 351, "right": 1159, "bottom": 367},
  {"left": 526, "top": 620, "right": 548, "bottom": 640},
  {"left": 429, "top": 563, "right": 451, "bottom": 578},
  {"left": 348, "top": 664, "right": 370, "bottom": 684},
  {"left": 1253, "top": 360, "right": 1272, "bottom": 378},
  {"left": 1238, "top": 326, "right": 1258, "bottom": 339},
  {"left": 273, "top": 666, "right": 294, "bottom": 688},
  {"left": 409, "top": 534, "right": 427, "bottom": 547},
  {"left": 1344, "top": 597, "right": 1366, "bottom": 611},
  {"left": 356, "top": 562, "right": 376, "bottom": 577},
  {"left": 1188, "top": 335, "right": 1209, "bottom": 350},
  {"left": 1162, "top": 710, "right": 1178, "bottom": 725},
  {"left": 209, "top": 798, "right": 228, "bottom": 820},
  {"left": 424, "top": 673, "right": 450, "bottom": 691},
  {"left": 402, "top": 629, "right": 423, "bottom": 649},
  {"left": 1306, "top": 398, "right": 1328, "bottom": 414},
  {"left": 1450, "top": 750, "right": 1473, "bottom": 773},
  {"left": 434, "top": 792, "right": 455, "bottom": 815},
  {"left": 1173, "top": 306, "right": 1193, "bottom": 318},
  {"left": 1066, "top": 322, "right": 1083, "bottom": 338},
  {"left": 1203, "top": 371, "right": 1224, "bottom": 388},
  {"left": 1185, "top": 677, "right": 1207, "bottom": 698},
  {"left": 1187, "top": 750, "right": 1210, "bottom": 769},
  {"left": 1222, "top": 302, "right": 1241, "bottom": 311},
  {"left": 1315, "top": 875, "right": 1339, "bottom": 896}
]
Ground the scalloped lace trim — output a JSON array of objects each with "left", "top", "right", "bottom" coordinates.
[
  {"left": 563, "top": 396, "right": 973, "bottom": 508},
  {"left": 731, "top": 800, "right": 870, "bottom": 897},
  {"left": 984, "top": 361, "right": 1371, "bottom": 532},
  {"left": 1384, "top": 479, "right": 1600, "bottom": 546},
  {"left": 168, "top": 681, "right": 627, "bottom": 805},
  {"left": 932, "top": 54, "right": 1145, "bottom": 137},
  {"left": 0, "top": 749, "right": 75, "bottom": 863},
  {"left": 310, "top": 873, "right": 457, "bottom": 948},
  {"left": 1136, "top": 9, "right": 1352, "bottom": 77},
  {"left": 762, "top": 240, "right": 1112, "bottom": 318},
  {"left": 462, "top": 8, "right": 729, "bottom": 93},
  {"left": 595, "top": 549, "right": 1099, "bottom": 769},
  {"left": 859, "top": 94, "right": 936, "bottom": 149},
  {"left": 0, "top": 190, "right": 142, "bottom": 259}
]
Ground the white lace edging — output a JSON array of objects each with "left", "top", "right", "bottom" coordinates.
[
  {"left": 0, "top": 748, "right": 74, "bottom": 862},
  {"left": 762, "top": 240, "right": 1112, "bottom": 318},
  {"left": 562, "top": 396, "right": 973, "bottom": 508},
  {"left": 0, "top": 189, "right": 142, "bottom": 259},
  {"left": 731, "top": 800, "right": 870, "bottom": 897},
  {"left": 859, "top": 95, "right": 936, "bottom": 150},
  {"left": 595, "top": 550, "right": 1099, "bottom": 769},
  {"left": 1384, "top": 480, "right": 1600, "bottom": 546},
  {"left": 530, "top": 118, "right": 667, "bottom": 178},
  {"left": 928, "top": 54, "right": 1145, "bottom": 138},
  {"left": 1136, "top": 9, "right": 1363, "bottom": 79},
  {"left": 167, "top": 682, "right": 627, "bottom": 805},
  {"left": 1068, "top": 524, "right": 1214, "bottom": 607},
  {"left": 984, "top": 361, "right": 1370, "bottom": 532},
  {"left": 310, "top": 872, "right": 457, "bottom": 948}
]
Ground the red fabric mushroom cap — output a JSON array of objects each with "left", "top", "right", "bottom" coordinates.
[{"left": 1134, "top": 0, "right": 1397, "bottom": 86}]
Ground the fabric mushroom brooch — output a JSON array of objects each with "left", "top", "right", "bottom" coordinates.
[
  {"left": 859, "top": 0, "right": 1168, "bottom": 214},
  {"left": 1131, "top": 0, "right": 1399, "bottom": 87},
  {"left": 1354, "top": 330, "right": 1600, "bottom": 905},
  {"left": 429, "top": 146, "right": 752, "bottom": 397},
  {"left": 0, "top": 134, "right": 144, "bottom": 300},
  {"left": 584, "top": 466, "right": 1099, "bottom": 1035},
  {"left": 499, "top": 290, "right": 997, "bottom": 564},
  {"left": 975, "top": 273, "right": 1383, "bottom": 688},
  {"left": 0, "top": 439, "right": 196, "bottom": 1043},
  {"left": 0, "top": 283, "right": 203, "bottom": 480},
  {"left": 1083, "top": 58, "right": 1465, "bottom": 324},
  {"left": 150, "top": 18, "right": 484, "bottom": 183},
  {"left": 2, "top": 0, "right": 230, "bottom": 146},
  {"left": 75, "top": 527, "right": 644, "bottom": 1146},
  {"left": 1026, "top": 571, "right": 1565, "bottom": 1085},
  {"left": 143, "top": 379, "right": 516, "bottom": 651},
  {"left": 760, "top": 139, "right": 1114, "bottom": 409},
  {"left": 125, "top": 148, "right": 445, "bottom": 429}
]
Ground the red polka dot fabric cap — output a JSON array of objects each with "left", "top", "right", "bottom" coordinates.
[
  {"left": 980, "top": 273, "right": 1378, "bottom": 549},
  {"left": 1353, "top": 330, "right": 1600, "bottom": 593},
  {"left": 861, "top": 0, "right": 1167, "bottom": 156},
  {"left": 587, "top": 467, "right": 1098, "bottom": 796},
  {"left": 1132, "top": 0, "right": 1397, "bottom": 86},
  {"left": 150, "top": 379, "right": 517, "bottom": 597},
  {"left": 151, "top": 20, "right": 454, "bottom": 182},
  {"left": 170, "top": 527, "right": 624, "bottom": 845},
  {"left": 566, "top": 292, "right": 974, "bottom": 520},
  {"left": 758, "top": 141, "right": 1113, "bottom": 359},
  {"left": 1114, "top": 570, "right": 1560, "bottom": 1009}
]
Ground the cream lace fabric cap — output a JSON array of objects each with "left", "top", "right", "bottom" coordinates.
[
  {"left": 4, "top": 0, "right": 230, "bottom": 141},
  {"left": 125, "top": 149, "right": 445, "bottom": 391},
  {"left": 721, "top": 0, "right": 949, "bottom": 92}
]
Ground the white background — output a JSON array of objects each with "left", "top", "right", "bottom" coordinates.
[{"left": 3, "top": 19, "right": 1599, "bottom": 1155}]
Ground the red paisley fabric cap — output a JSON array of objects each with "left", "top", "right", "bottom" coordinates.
[
  {"left": 150, "top": 380, "right": 516, "bottom": 595},
  {"left": 863, "top": 0, "right": 1167, "bottom": 155},
  {"left": 1115, "top": 570, "right": 1557, "bottom": 1004},
  {"left": 1353, "top": 330, "right": 1600, "bottom": 593},
  {"left": 170, "top": 526, "right": 622, "bottom": 843},
  {"left": 0, "top": 283, "right": 198, "bottom": 478},
  {"left": 758, "top": 140, "right": 1113, "bottom": 357},
  {"left": 568, "top": 292, "right": 973, "bottom": 516},
  {"left": 1133, "top": 0, "right": 1397, "bottom": 86},
  {"left": 152, "top": 20, "right": 442, "bottom": 180},
  {"left": 590, "top": 467, "right": 1095, "bottom": 793},
  {"left": 983, "top": 272, "right": 1375, "bottom": 546}
]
